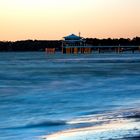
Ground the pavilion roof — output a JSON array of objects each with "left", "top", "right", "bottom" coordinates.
[{"left": 64, "top": 34, "right": 82, "bottom": 40}]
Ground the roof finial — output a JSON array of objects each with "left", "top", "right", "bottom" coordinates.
[{"left": 79, "top": 32, "right": 81, "bottom": 37}]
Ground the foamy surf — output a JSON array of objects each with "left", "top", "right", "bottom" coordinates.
[
  {"left": 41, "top": 109, "right": 140, "bottom": 140},
  {"left": 41, "top": 120, "right": 140, "bottom": 140}
]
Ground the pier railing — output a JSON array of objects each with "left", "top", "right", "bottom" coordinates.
[{"left": 62, "top": 46, "right": 140, "bottom": 54}]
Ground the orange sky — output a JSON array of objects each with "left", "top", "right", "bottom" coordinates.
[{"left": 0, "top": 0, "right": 140, "bottom": 41}]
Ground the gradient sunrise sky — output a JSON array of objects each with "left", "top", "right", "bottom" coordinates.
[{"left": 0, "top": 0, "right": 140, "bottom": 41}]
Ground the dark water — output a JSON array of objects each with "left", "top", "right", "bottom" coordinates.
[{"left": 0, "top": 52, "right": 140, "bottom": 140}]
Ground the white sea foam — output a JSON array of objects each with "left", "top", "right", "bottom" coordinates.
[
  {"left": 41, "top": 120, "right": 140, "bottom": 140},
  {"left": 41, "top": 109, "right": 140, "bottom": 140}
]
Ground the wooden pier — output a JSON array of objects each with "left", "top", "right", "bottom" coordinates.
[
  {"left": 61, "top": 34, "right": 140, "bottom": 54},
  {"left": 62, "top": 45, "right": 140, "bottom": 54},
  {"left": 45, "top": 34, "right": 140, "bottom": 54}
]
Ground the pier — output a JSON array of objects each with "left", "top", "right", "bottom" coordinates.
[
  {"left": 61, "top": 34, "right": 140, "bottom": 54},
  {"left": 44, "top": 34, "right": 140, "bottom": 54},
  {"left": 62, "top": 46, "right": 139, "bottom": 54}
]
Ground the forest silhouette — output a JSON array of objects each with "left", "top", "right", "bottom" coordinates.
[{"left": 0, "top": 37, "right": 139, "bottom": 52}]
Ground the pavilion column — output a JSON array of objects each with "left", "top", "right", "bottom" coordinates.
[
  {"left": 117, "top": 47, "right": 120, "bottom": 53},
  {"left": 70, "top": 48, "right": 73, "bottom": 54},
  {"left": 66, "top": 48, "right": 71, "bottom": 54},
  {"left": 82, "top": 48, "right": 84, "bottom": 54},
  {"left": 80, "top": 48, "right": 83, "bottom": 54},
  {"left": 62, "top": 47, "right": 64, "bottom": 54},
  {"left": 83, "top": 48, "right": 86, "bottom": 54},
  {"left": 86, "top": 48, "right": 87, "bottom": 53},
  {"left": 84, "top": 48, "right": 86, "bottom": 54},
  {"left": 80, "top": 48, "right": 82, "bottom": 54},
  {"left": 79, "top": 48, "right": 81, "bottom": 54},
  {"left": 81, "top": 48, "right": 83, "bottom": 54},
  {"left": 74, "top": 48, "right": 78, "bottom": 54},
  {"left": 89, "top": 48, "right": 92, "bottom": 53}
]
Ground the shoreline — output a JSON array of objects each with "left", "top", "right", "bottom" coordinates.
[
  {"left": 41, "top": 109, "right": 140, "bottom": 140},
  {"left": 41, "top": 119, "right": 140, "bottom": 140}
]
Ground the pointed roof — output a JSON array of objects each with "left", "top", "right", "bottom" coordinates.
[{"left": 64, "top": 34, "right": 82, "bottom": 40}]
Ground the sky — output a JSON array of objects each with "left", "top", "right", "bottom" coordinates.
[{"left": 0, "top": 0, "right": 140, "bottom": 41}]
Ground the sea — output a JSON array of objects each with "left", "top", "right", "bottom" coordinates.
[{"left": 0, "top": 52, "right": 140, "bottom": 140}]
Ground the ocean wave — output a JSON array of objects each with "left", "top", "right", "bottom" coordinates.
[
  {"left": 41, "top": 108, "right": 140, "bottom": 140},
  {"left": 25, "top": 120, "right": 67, "bottom": 128},
  {"left": 5, "top": 120, "right": 67, "bottom": 130},
  {"left": 69, "top": 109, "right": 140, "bottom": 125},
  {"left": 41, "top": 120, "right": 140, "bottom": 140}
]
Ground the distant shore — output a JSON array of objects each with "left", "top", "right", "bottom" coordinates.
[{"left": 0, "top": 37, "right": 139, "bottom": 52}]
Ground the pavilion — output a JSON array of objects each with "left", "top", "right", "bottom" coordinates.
[{"left": 62, "top": 34, "right": 92, "bottom": 54}]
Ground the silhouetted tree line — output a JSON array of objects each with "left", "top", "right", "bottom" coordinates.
[
  {"left": 0, "top": 40, "right": 62, "bottom": 52},
  {"left": 0, "top": 37, "right": 139, "bottom": 52},
  {"left": 86, "top": 37, "right": 140, "bottom": 46}
]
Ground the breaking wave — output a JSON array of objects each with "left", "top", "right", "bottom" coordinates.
[
  {"left": 41, "top": 108, "right": 140, "bottom": 140},
  {"left": 5, "top": 120, "right": 67, "bottom": 129}
]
